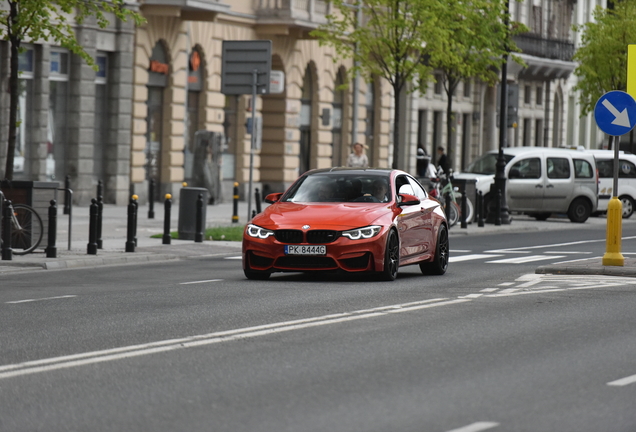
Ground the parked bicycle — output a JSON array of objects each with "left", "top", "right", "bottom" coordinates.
[
  {"left": 429, "top": 171, "right": 474, "bottom": 227},
  {"left": 0, "top": 200, "right": 44, "bottom": 255}
]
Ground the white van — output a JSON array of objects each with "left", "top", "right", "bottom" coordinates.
[
  {"left": 587, "top": 149, "right": 636, "bottom": 218},
  {"left": 455, "top": 147, "right": 598, "bottom": 223}
]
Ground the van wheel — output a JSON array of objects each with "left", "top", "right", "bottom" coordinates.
[
  {"left": 567, "top": 198, "right": 591, "bottom": 223},
  {"left": 620, "top": 195, "right": 634, "bottom": 218}
]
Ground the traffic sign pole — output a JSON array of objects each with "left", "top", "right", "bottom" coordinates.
[
  {"left": 603, "top": 135, "right": 624, "bottom": 266},
  {"left": 594, "top": 91, "right": 636, "bottom": 267}
]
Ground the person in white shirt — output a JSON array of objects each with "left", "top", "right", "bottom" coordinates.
[{"left": 346, "top": 142, "right": 369, "bottom": 168}]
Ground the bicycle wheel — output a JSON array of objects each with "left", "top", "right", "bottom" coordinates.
[
  {"left": 445, "top": 201, "right": 459, "bottom": 227},
  {"left": 9, "top": 204, "right": 43, "bottom": 255}
]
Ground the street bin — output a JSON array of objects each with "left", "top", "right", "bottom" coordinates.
[
  {"left": 0, "top": 180, "right": 59, "bottom": 250},
  {"left": 178, "top": 187, "right": 208, "bottom": 240}
]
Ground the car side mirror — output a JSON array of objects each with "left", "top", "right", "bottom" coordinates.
[
  {"left": 265, "top": 192, "right": 283, "bottom": 204},
  {"left": 397, "top": 193, "right": 420, "bottom": 206}
]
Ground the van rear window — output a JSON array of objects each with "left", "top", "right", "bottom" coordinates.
[{"left": 574, "top": 159, "right": 593, "bottom": 178}]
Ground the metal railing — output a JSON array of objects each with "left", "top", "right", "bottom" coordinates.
[{"left": 513, "top": 33, "right": 575, "bottom": 62}]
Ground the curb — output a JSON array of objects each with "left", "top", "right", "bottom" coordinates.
[{"left": 535, "top": 265, "right": 636, "bottom": 278}]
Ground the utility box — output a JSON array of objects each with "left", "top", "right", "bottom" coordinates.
[
  {"left": 0, "top": 180, "right": 59, "bottom": 250},
  {"left": 178, "top": 187, "right": 208, "bottom": 240}
]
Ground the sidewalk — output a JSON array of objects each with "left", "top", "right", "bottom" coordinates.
[{"left": 1, "top": 201, "right": 634, "bottom": 278}]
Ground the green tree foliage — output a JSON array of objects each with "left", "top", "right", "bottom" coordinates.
[
  {"left": 425, "top": 0, "right": 524, "bottom": 171},
  {"left": 0, "top": 0, "right": 145, "bottom": 180},
  {"left": 312, "top": 0, "right": 449, "bottom": 169},
  {"left": 573, "top": 1, "right": 636, "bottom": 117}
]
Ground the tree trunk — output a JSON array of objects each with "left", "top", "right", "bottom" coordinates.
[
  {"left": 4, "top": 2, "right": 20, "bottom": 180},
  {"left": 392, "top": 83, "right": 401, "bottom": 170}
]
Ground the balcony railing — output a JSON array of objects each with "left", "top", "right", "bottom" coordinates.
[
  {"left": 140, "top": 0, "right": 230, "bottom": 21},
  {"left": 512, "top": 33, "right": 575, "bottom": 62},
  {"left": 255, "top": 0, "right": 330, "bottom": 27}
]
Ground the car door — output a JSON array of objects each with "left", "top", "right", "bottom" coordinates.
[
  {"left": 506, "top": 156, "right": 543, "bottom": 211},
  {"left": 408, "top": 176, "right": 434, "bottom": 256},
  {"left": 395, "top": 175, "right": 423, "bottom": 259},
  {"left": 543, "top": 157, "right": 573, "bottom": 212}
]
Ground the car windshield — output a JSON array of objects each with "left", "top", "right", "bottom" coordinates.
[
  {"left": 464, "top": 153, "right": 514, "bottom": 174},
  {"left": 282, "top": 173, "right": 392, "bottom": 203}
]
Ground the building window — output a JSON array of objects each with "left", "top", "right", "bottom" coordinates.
[
  {"left": 524, "top": 85, "right": 531, "bottom": 104},
  {"left": 15, "top": 48, "right": 34, "bottom": 177},
  {"left": 48, "top": 49, "right": 70, "bottom": 181},
  {"left": 463, "top": 80, "right": 471, "bottom": 98},
  {"left": 332, "top": 70, "right": 344, "bottom": 166},
  {"left": 536, "top": 86, "right": 543, "bottom": 105},
  {"left": 535, "top": 119, "right": 543, "bottom": 147},
  {"left": 365, "top": 81, "right": 375, "bottom": 165},
  {"left": 94, "top": 53, "right": 108, "bottom": 184},
  {"left": 434, "top": 74, "right": 443, "bottom": 95}
]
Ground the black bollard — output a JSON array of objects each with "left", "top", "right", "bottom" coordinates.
[
  {"left": 96, "top": 195, "right": 103, "bottom": 249},
  {"left": 1, "top": 199, "right": 12, "bottom": 261},
  {"left": 148, "top": 179, "right": 155, "bottom": 219},
  {"left": 495, "top": 189, "right": 502, "bottom": 226},
  {"left": 255, "top": 188, "right": 262, "bottom": 214},
  {"left": 87, "top": 199, "right": 98, "bottom": 255},
  {"left": 232, "top": 182, "right": 239, "bottom": 224},
  {"left": 477, "top": 191, "right": 485, "bottom": 228},
  {"left": 445, "top": 192, "right": 452, "bottom": 224},
  {"left": 132, "top": 195, "right": 139, "bottom": 246},
  {"left": 64, "top": 175, "right": 71, "bottom": 215},
  {"left": 97, "top": 180, "right": 103, "bottom": 201},
  {"left": 125, "top": 198, "right": 136, "bottom": 252},
  {"left": 46, "top": 200, "right": 57, "bottom": 258},
  {"left": 163, "top": 194, "right": 172, "bottom": 245},
  {"left": 460, "top": 191, "right": 467, "bottom": 229},
  {"left": 195, "top": 193, "right": 204, "bottom": 243}
]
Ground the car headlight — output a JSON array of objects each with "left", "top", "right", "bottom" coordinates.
[
  {"left": 342, "top": 225, "right": 381, "bottom": 240},
  {"left": 246, "top": 224, "right": 275, "bottom": 239}
]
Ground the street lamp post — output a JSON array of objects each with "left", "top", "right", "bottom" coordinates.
[{"left": 487, "top": 0, "right": 512, "bottom": 225}]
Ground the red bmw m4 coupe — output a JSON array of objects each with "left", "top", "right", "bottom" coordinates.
[{"left": 242, "top": 168, "right": 449, "bottom": 281}]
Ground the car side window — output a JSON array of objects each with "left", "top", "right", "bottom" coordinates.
[
  {"left": 574, "top": 159, "right": 593, "bottom": 178},
  {"left": 547, "top": 157, "right": 570, "bottom": 179},
  {"left": 407, "top": 176, "right": 427, "bottom": 200},
  {"left": 619, "top": 160, "right": 636, "bottom": 178},
  {"left": 509, "top": 157, "right": 541, "bottom": 179},
  {"left": 596, "top": 159, "right": 613, "bottom": 178}
]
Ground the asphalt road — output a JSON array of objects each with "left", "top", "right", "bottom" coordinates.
[{"left": 1, "top": 221, "right": 636, "bottom": 432}]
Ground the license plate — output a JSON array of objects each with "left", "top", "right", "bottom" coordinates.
[{"left": 284, "top": 245, "right": 326, "bottom": 255}]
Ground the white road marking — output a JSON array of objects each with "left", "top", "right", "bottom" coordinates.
[
  {"left": 608, "top": 374, "right": 636, "bottom": 386},
  {"left": 6, "top": 295, "right": 77, "bottom": 304},
  {"left": 225, "top": 256, "right": 242, "bottom": 260},
  {"left": 498, "top": 282, "right": 515, "bottom": 286},
  {"left": 451, "top": 249, "right": 472, "bottom": 253},
  {"left": 459, "top": 294, "right": 483, "bottom": 299},
  {"left": 446, "top": 422, "right": 499, "bottom": 432},
  {"left": 450, "top": 254, "right": 502, "bottom": 263},
  {"left": 0, "top": 298, "right": 471, "bottom": 380},
  {"left": 179, "top": 279, "right": 223, "bottom": 285},
  {"left": 480, "top": 288, "right": 499, "bottom": 292},
  {"left": 487, "top": 255, "right": 565, "bottom": 264},
  {"left": 544, "top": 251, "right": 591, "bottom": 254}
]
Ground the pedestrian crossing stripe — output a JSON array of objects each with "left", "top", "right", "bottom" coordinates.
[{"left": 486, "top": 255, "right": 565, "bottom": 264}]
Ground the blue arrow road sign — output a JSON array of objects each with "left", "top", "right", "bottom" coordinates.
[{"left": 594, "top": 91, "right": 636, "bottom": 136}]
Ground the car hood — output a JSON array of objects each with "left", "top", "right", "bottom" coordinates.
[{"left": 252, "top": 202, "right": 394, "bottom": 230}]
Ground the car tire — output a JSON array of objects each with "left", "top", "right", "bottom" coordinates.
[
  {"left": 420, "top": 223, "right": 449, "bottom": 276},
  {"left": 620, "top": 195, "right": 635, "bottom": 218},
  {"left": 567, "top": 198, "right": 591, "bottom": 223},
  {"left": 379, "top": 230, "right": 399, "bottom": 281},
  {"left": 244, "top": 256, "right": 271, "bottom": 280}
]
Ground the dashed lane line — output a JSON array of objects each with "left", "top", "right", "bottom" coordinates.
[
  {"left": 6, "top": 295, "right": 77, "bottom": 304},
  {"left": 446, "top": 422, "right": 499, "bottom": 432}
]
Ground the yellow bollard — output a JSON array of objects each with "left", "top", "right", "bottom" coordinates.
[{"left": 602, "top": 197, "right": 625, "bottom": 266}]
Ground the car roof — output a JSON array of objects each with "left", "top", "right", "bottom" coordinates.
[
  {"left": 305, "top": 167, "right": 400, "bottom": 176},
  {"left": 485, "top": 146, "right": 595, "bottom": 160},
  {"left": 586, "top": 149, "right": 636, "bottom": 160}
]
